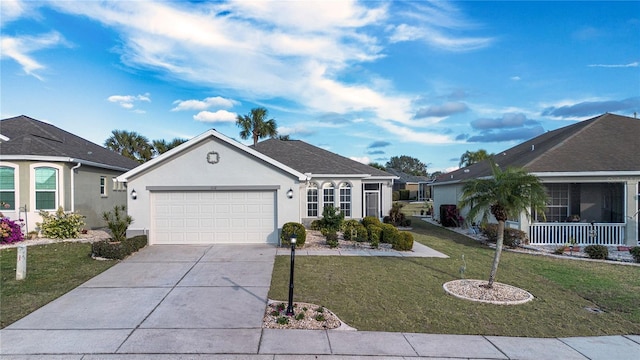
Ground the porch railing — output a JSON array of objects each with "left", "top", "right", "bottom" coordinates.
[{"left": 529, "top": 223, "right": 626, "bottom": 246}]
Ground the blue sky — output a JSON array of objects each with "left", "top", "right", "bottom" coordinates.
[{"left": 2, "top": 1, "right": 639, "bottom": 173}]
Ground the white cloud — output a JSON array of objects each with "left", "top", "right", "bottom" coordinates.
[
  {"left": 349, "top": 156, "right": 371, "bottom": 164},
  {"left": 0, "top": 0, "right": 26, "bottom": 24},
  {"left": 193, "top": 110, "right": 237, "bottom": 123},
  {"left": 0, "top": 31, "right": 67, "bottom": 80},
  {"left": 588, "top": 62, "right": 638, "bottom": 68},
  {"left": 172, "top": 96, "right": 239, "bottom": 111},
  {"left": 107, "top": 93, "right": 151, "bottom": 109},
  {"left": 376, "top": 120, "right": 457, "bottom": 144},
  {"left": 510, "top": 76, "right": 521, "bottom": 81},
  {"left": 278, "top": 125, "right": 316, "bottom": 137}
]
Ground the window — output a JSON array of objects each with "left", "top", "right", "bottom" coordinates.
[
  {"left": 100, "top": 176, "right": 107, "bottom": 196},
  {"left": 542, "top": 183, "right": 568, "bottom": 222},
  {"left": 307, "top": 184, "right": 318, "bottom": 217},
  {"left": 0, "top": 166, "right": 15, "bottom": 210},
  {"left": 339, "top": 183, "right": 351, "bottom": 217},
  {"left": 323, "top": 183, "right": 335, "bottom": 209},
  {"left": 35, "top": 167, "right": 58, "bottom": 210}
]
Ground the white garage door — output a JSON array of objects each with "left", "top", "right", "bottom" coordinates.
[{"left": 151, "top": 191, "right": 276, "bottom": 244}]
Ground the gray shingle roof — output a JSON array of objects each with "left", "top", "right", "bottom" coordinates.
[
  {"left": 384, "top": 168, "right": 430, "bottom": 184},
  {"left": 252, "top": 139, "right": 393, "bottom": 177},
  {"left": 0, "top": 115, "right": 140, "bottom": 171},
  {"left": 435, "top": 113, "right": 640, "bottom": 184}
]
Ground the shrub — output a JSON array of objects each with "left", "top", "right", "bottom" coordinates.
[
  {"left": 584, "top": 245, "right": 609, "bottom": 259},
  {"left": 362, "top": 216, "right": 381, "bottom": 228},
  {"left": 281, "top": 222, "right": 306, "bottom": 248},
  {"left": 383, "top": 216, "right": 391, "bottom": 224},
  {"left": 392, "top": 191, "right": 400, "bottom": 201},
  {"left": 367, "top": 224, "right": 382, "bottom": 248},
  {"left": 91, "top": 235, "right": 147, "bottom": 260},
  {"left": 393, "top": 231, "right": 414, "bottom": 251},
  {"left": 398, "top": 189, "right": 410, "bottom": 200},
  {"left": 388, "top": 202, "right": 406, "bottom": 226},
  {"left": 310, "top": 219, "right": 322, "bottom": 230},
  {"left": 0, "top": 217, "right": 24, "bottom": 244},
  {"left": 325, "top": 231, "right": 338, "bottom": 248},
  {"left": 37, "top": 207, "right": 85, "bottom": 239},
  {"left": 629, "top": 247, "right": 640, "bottom": 263},
  {"left": 102, "top": 205, "right": 133, "bottom": 242},
  {"left": 479, "top": 223, "right": 526, "bottom": 247},
  {"left": 343, "top": 220, "right": 367, "bottom": 242},
  {"left": 320, "top": 205, "right": 344, "bottom": 231},
  {"left": 400, "top": 218, "right": 412, "bottom": 227},
  {"left": 380, "top": 223, "right": 399, "bottom": 244}
]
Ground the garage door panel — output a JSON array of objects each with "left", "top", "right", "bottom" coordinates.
[{"left": 152, "top": 190, "right": 276, "bottom": 245}]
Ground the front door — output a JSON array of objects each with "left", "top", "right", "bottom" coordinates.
[{"left": 365, "top": 191, "right": 379, "bottom": 218}]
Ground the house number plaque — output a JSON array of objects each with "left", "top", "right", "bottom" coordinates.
[{"left": 207, "top": 151, "right": 220, "bottom": 164}]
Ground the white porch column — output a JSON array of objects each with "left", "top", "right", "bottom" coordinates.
[{"left": 625, "top": 180, "right": 639, "bottom": 246}]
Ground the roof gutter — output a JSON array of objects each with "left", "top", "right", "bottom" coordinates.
[{"left": 0, "top": 155, "right": 134, "bottom": 172}]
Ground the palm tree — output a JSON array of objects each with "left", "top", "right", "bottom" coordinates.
[
  {"left": 459, "top": 149, "right": 492, "bottom": 168},
  {"left": 152, "top": 138, "right": 187, "bottom": 157},
  {"left": 104, "top": 130, "right": 153, "bottom": 163},
  {"left": 458, "top": 160, "right": 547, "bottom": 288},
  {"left": 235, "top": 107, "right": 278, "bottom": 146}
]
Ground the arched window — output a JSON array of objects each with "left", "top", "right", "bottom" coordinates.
[
  {"left": 339, "top": 183, "right": 351, "bottom": 217},
  {"left": 322, "top": 183, "right": 335, "bottom": 209},
  {"left": 34, "top": 167, "right": 58, "bottom": 210},
  {"left": 307, "top": 183, "right": 319, "bottom": 217}
]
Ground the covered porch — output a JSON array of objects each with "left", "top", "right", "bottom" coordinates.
[{"left": 521, "top": 181, "right": 639, "bottom": 246}]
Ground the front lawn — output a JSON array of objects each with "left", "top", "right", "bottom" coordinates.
[
  {"left": 269, "top": 220, "right": 640, "bottom": 337},
  {"left": 0, "top": 242, "right": 117, "bottom": 328}
]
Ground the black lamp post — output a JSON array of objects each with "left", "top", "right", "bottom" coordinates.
[{"left": 286, "top": 235, "right": 297, "bottom": 316}]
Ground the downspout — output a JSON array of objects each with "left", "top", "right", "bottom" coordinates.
[{"left": 70, "top": 162, "right": 82, "bottom": 212}]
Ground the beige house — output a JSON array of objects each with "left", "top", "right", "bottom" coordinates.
[
  {"left": 0, "top": 115, "right": 140, "bottom": 231},
  {"left": 118, "top": 130, "right": 396, "bottom": 245},
  {"left": 432, "top": 113, "right": 639, "bottom": 246}
]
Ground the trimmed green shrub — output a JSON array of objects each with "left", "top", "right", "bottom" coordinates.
[
  {"left": 584, "top": 245, "right": 608, "bottom": 259},
  {"left": 91, "top": 235, "right": 147, "bottom": 260},
  {"left": 281, "top": 222, "right": 306, "bottom": 247},
  {"left": 320, "top": 205, "right": 344, "bottom": 231},
  {"left": 367, "top": 224, "right": 382, "bottom": 243},
  {"left": 310, "top": 219, "right": 322, "bottom": 230},
  {"left": 629, "top": 247, "right": 640, "bottom": 263},
  {"left": 393, "top": 231, "right": 414, "bottom": 251},
  {"left": 398, "top": 189, "right": 410, "bottom": 200},
  {"left": 343, "top": 220, "right": 367, "bottom": 242},
  {"left": 383, "top": 216, "right": 391, "bottom": 224},
  {"left": 392, "top": 191, "right": 400, "bottom": 201},
  {"left": 380, "top": 223, "right": 399, "bottom": 244},
  {"left": 480, "top": 223, "right": 527, "bottom": 247},
  {"left": 102, "top": 205, "right": 133, "bottom": 242},
  {"left": 400, "top": 218, "right": 412, "bottom": 227},
  {"left": 325, "top": 231, "right": 339, "bottom": 248},
  {"left": 362, "top": 216, "right": 381, "bottom": 228},
  {"left": 37, "top": 207, "right": 85, "bottom": 239}
]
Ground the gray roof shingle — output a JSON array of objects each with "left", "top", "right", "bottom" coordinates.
[
  {"left": 0, "top": 115, "right": 140, "bottom": 170},
  {"left": 435, "top": 113, "right": 640, "bottom": 184},
  {"left": 252, "top": 139, "right": 393, "bottom": 177}
]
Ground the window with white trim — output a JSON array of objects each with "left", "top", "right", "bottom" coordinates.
[
  {"left": 35, "top": 167, "right": 58, "bottom": 210},
  {"left": 0, "top": 166, "right": 16, "bottom": 210},
  {"left": 323, "top": 183, "right": 335, "bottom": 209},
  {"left": 100, "top": 176, "right": 107, "bottom": 196},
  {"left": 339, "top": 183, "right": 351, "bottom": 217},
  {"left": 307, "top": 184, "right": 318, "bottom": 217},
  {"left": 542, "top": 183, "right": 568, "bottom": 222}
]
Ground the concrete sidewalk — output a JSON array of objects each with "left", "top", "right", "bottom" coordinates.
[{"left": 1, "top": 244, "right": 639, "bottom": 359}]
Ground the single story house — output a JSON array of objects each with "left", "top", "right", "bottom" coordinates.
[
  {"left": 0, "top": 115, "right": 140, "bottom": 231},
  {"left": 385, "top": 168, "right": 431, "bottom": 201},
  {"left": 432, "top": 113, "right": 639, "bottom": 246},
  {"left": 118, "top": 130, "right": 396, "bottom": 245}
]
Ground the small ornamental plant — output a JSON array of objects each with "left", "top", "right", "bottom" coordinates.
[{"left": 0, "top": 217, "right": 25, "bottom": 244}]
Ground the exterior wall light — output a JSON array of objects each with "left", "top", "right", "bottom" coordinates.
[
  {"left": 286, "top": 188, "right": 294, "bottom": 199},
  {"left": 131, "top": 189, "right": 137, "bottom": 200}
]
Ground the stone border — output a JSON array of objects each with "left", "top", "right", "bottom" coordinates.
[{"left": 443, "top": 279, "right": 534, "bottom": 305}]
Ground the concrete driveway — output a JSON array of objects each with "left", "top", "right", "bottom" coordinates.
[{"left": 1, "top": 244, "right": 276, "bottom": 355}]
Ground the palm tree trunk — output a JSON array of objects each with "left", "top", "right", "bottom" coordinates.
[{"left": 487, "top": 220, "right": 505, "bottom": 288}]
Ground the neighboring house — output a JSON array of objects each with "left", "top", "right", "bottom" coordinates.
[
  {"left": 118, "top": 131, "right": 396, "bottom": 245},
  {"left": 385, "top": 168, "right": 431, "bottom": 200},
  {"left": 0, "top": 115, "right": 140, "bottom": 231},
  {"left": 432, "top": 113, "right": 640, "bottom": 246}
]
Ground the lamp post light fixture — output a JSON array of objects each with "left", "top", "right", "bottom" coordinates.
[
  {"left": 286, "top": 188, "right": 293, "bottom": 199},
  {"left": 286, "top": 235, "right": 297, "bottom": 316}
]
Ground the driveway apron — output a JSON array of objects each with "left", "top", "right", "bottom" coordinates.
[{"left": 0, "top": 244, "right": 276, "bottom": 356}]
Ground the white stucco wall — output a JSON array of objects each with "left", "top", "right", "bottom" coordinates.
[
  {"left": 432, "top": 183, "right": 463, "bottom": 223},
  {"left": 125, "top": 137, "right": 301, "bottom": 237}
]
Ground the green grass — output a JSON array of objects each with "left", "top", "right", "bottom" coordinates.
[
  {"left": 269, "top": 219, "right": 640, "bottom": 337},
  {"left": 0, "top": 242, "right": 117, "bottom": 328}
]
